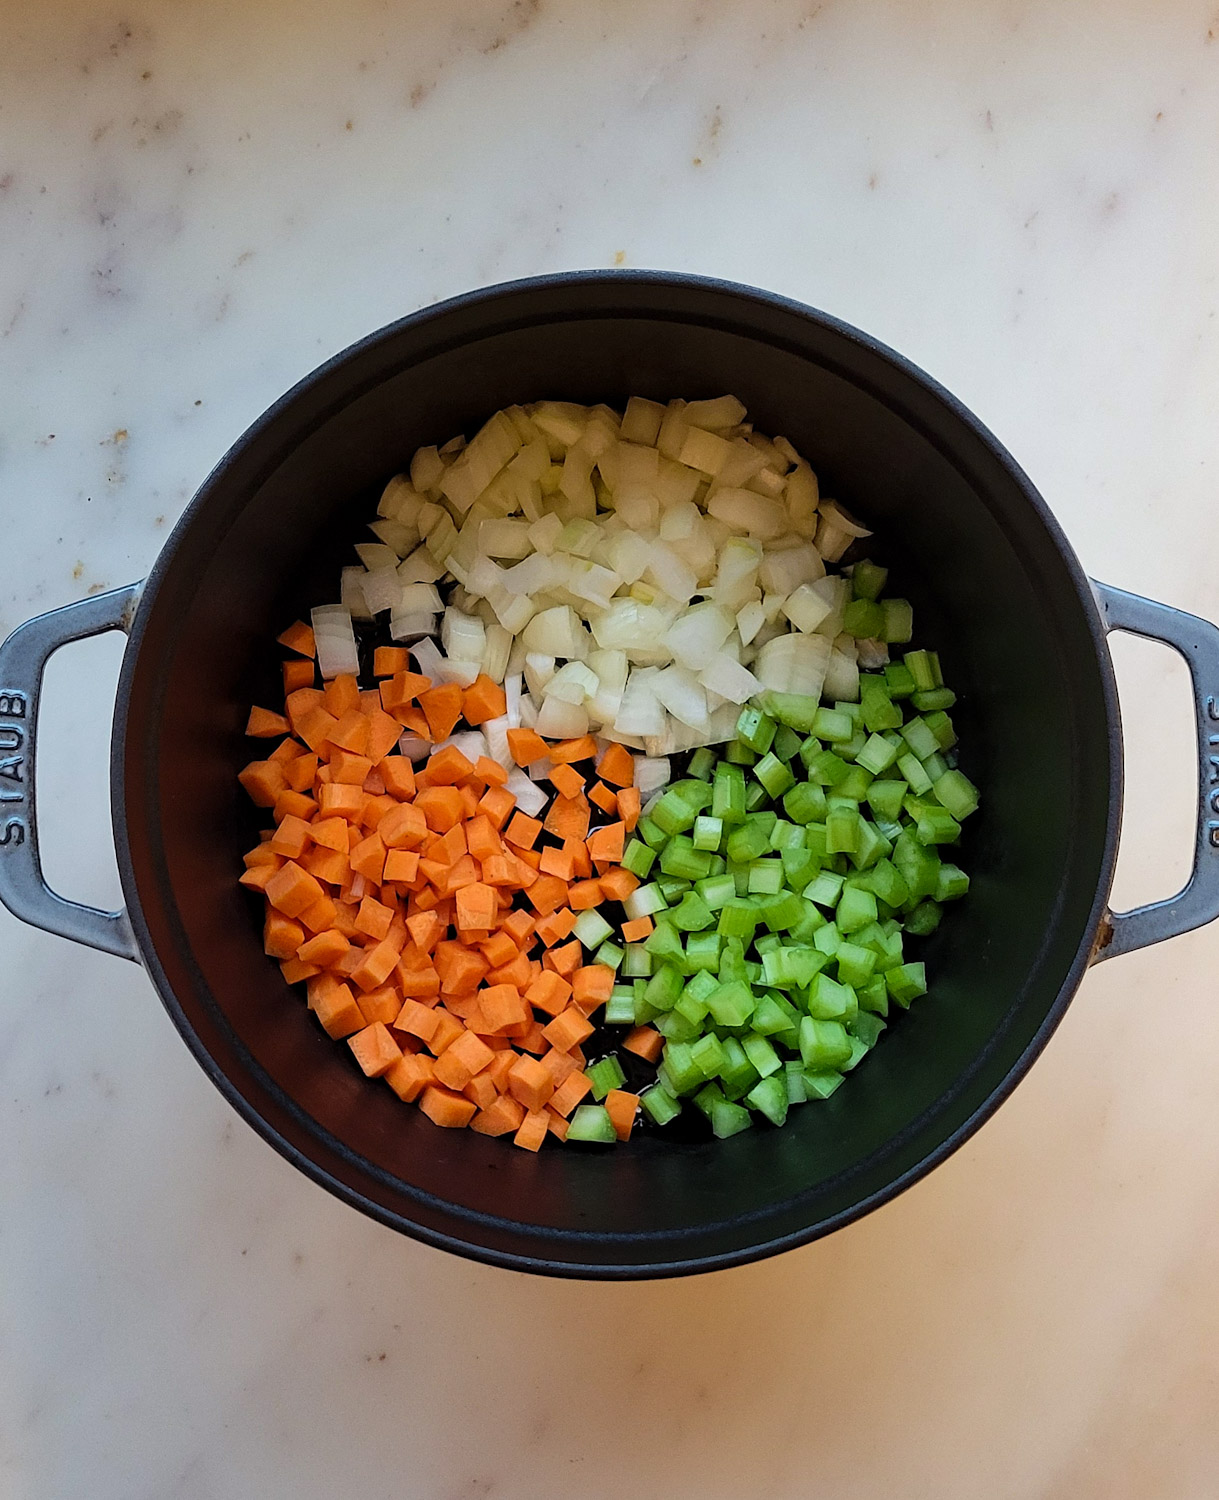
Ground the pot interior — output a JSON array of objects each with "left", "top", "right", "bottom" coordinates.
[{"left": 117, "top": 275, "right": 1116, "bottom": 1274}]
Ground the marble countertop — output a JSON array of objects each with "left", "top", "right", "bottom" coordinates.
[{"left": 4, "top": 1, "right": 1219, "bottom": 1495}]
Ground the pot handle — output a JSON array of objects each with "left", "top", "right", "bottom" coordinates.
[
  {"left": 0, "top": 584, "right": 143, "bottom": 962},
  {"left": 1092, "top": 580, "right": 1219, "bottom": 961}
]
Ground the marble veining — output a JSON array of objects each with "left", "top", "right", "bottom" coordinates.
[{"left": 2, "top": 1, "right": 1219, "bottom": 1495}]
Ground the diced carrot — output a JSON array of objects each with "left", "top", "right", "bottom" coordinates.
[
  {"left": 523, "top": 875, "right": 567, "bottom": 916},
  {"left": 272, "top": 790, "right": 318, "bottom": 826},
  {"left": 622, "top": 1026, "right": 664, "bottom": 1063},
  {"left": 474, "top": 756, "right": 508, "bottom": 787},
  {"left": 586, "top": 821, "right": 626, "bottom": 864},
  {"left": 477, "top": 784, "right": 516, "bottom": 830},
  {"left": 418, "top": 1085, "right": 477, "bottom": 1129},
  {"left": 617, "top": 785, "right": 641, "bottom": 832},
  {"left": 264, "top": 911, "right": 305, "bottom": 960},
  {"left": 504, "top": 812, "right": 542, "bottom": 850},
  {"left": 283, "top": 751, "right": 319, "bottom": 793},
  {"left": 479, "top": 985, "right": 529, "bottom": 1033},
  {"left": 385, "top": 1052, "right": 435, "bottom": 1102},
  {"left": 463, "top": 1071, "right": 500, "bottom": 1111},
  {"left": 548, "top": 762, "right": 585, "bottom": 800},
  {"left": 278, "top": 621, "right": 316, "bottom": 657},
  {"left": 514, "top": 1108, "right": 549, "bottom": 1152},
  {"left": 268, "top": 735, "right": 302, "bottom": 765},
  {"left": 305, "top": 816, "right": 345, "bottom": 853},
  {"left": 397, "top": 964, "right": 441, "bottom": 998},
  {"left": 394, "top": 998, "right": 441, "bottom": 1042},
  {"left": 312, "top": 979, "right": 365, "bottom": 1039},
  {"left": 605, "top": 1089, "right": 640, "bottom": 1142},
  {"left": 350, "top": 832, "right": 386, "bottom": 884},
  {"left": 501, "top": 908, "right": 536, "bottom": 947},
  {"left": 265, "top": 861, "right": 325, "bottom": 919},
  {"left": 545, "top": 939, "right": 582, "bottom": 977},
  {"left": 295, "top": 707, "right": 341, "bottom": 752},
  {"left": 548, "top": 1070, "right": 593, "bottom": 1117},
  {"left": 542, "top": 1005, "right": 595, "bottom": 1053},
  {"left": 354, "top": 895, "right": 394, "bottom": 941},
  {"left": 323, "top": 673, "right": 361, "bottom": 718},
  {"left": 534, "top": 908, "right": 577, "bottom": 946},
  {"left": 537, "top": 845, "right": 574, "bottom": 881},
  {"left": 373, "top": 646, "right": 409, "bottom": 677},
  {"left": 433, "top": 823, "right": 468, "bottom": 866},
  {"left": 565, "top": 838, "right": 593, "bottom": 879},
  {"left": 479, "top": 855, "right": 517, "bottom": 888},
  {"left": 598, "top": 865, "right": 640, "bottom": 902},
  {"left": 283, "top": 658, "right": 315, "bottom": 693},
  {"left": 327, "top": 709, "right": 370, "bottom": 756},
  {"left": 546, "top": 1109, "right": 570, "bottom": 1140},
  {"left": 366, "top": 710, "right": 403, "bottom": 763},
  {"left": 568, "top": 878, "right": 603, "bottom": 911},
  {"left": 540, "top": 1047, "right": 579, "bottom": 1088},
  {"left": 379, "top": 669, "right": 432, "bottom": 714},
  {"left": 318, "top": 783, "right": 366, "bottom": 820},
  {"left": 621, "top": 915, "right": 654, "bottom": 943},
  {"left": 330, "top": 749, "right": 374, "bottom": 786},
  {"left": 597, "top": 741, "right": 635, "bottom": 787},
  {"left": 239, "top": 759, "right": 287, "bottom": 808},
  {"left": 298, "top": 893, "right": 339, "bottom": 934},
  {"left": 506, "top": 727, "right": 549, "bottom": 765},
  {"left": 433, "top": 1029, "right": 496, "bottom": 1091},
  {"left": 357, "top": 985, "right": 401, "bottom": 1026},
  {"left": 267, "top": 814, "right": 313, "bottom": 860},
  {"left": 479, "top": 929, "right": 518, "bottom": 969},
  {"left": 588, "top": 780, "right": 618, "bottom": 815},
  {"left": 418, "top": 743, "right": 475, "bottom": 787},
  {"left": 549, "top": 735, "right": 597, "bottom": 765},
  {"left": 434, "top": 943, "right": 489, "bottom": 995},
  {"left": 405, "top": 909, "right": 444, "bottom": 952},
  {"left": 350, "top": 937, "right": 400, "bottom": 992},
  {"left": 297, "top": 928, "right": 351, "bottom": 967},
  {"left": 300, "top": 846, "right": 349, "bottom": 886},
  {"left": 279, "top": 956, "right": 320, "bottom": 984},
  {"left": 463, "top": 815, "right": 500, "bottom": 864},
  {"left": 383, "top": 849, "right": 420, "bottom": 884},
  {"left": 348, "top": 1022, "right": 401, "bottom": 1078},
  {"left": 415, "top": 682, "right": 461, "bottom": 741},
  {"left": 572, "top": 965, "right": 615, "bottom": 1013},
  {"left": 470, "top": 1093, "right": 526, "bottom": 1136},
  {"left": 379, "top": 802, "right": 428, "bottom": 850},
  {"left": 426, "top": 1010, "right": 465, "bottom": 1056},
  {"left": 525, "top": 969, "right": 572, "bottom": 1017},
  {"left": 244, "top": 842, "right": 282, "bottom": 868},
  {"left": 544, "top": 794, "right": 590, "bottom": 843},
  {"left": 463, "top": 674, "right": 507, "bottom": 726},
  {"left": 506, "top": 1053, "right": 555, "bottom": 1113},
  {"left": 380, "top": 757, "right": 417, "bottom": 801},
  {"left": 415, "top": 785, "right": 464, "bottom": 833},
  {"left": 246, "top": 706, "right": 290, "bottom": 738}
]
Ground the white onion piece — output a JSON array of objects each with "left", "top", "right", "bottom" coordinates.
[
  {"left": 543, "top": 661, "right": 598, "bottom": 704},
  {"left": 535, "top": 695, "right": 589, "bottom": 738},
  {"left": 435, "top": 731, "right": 487, "bottom": 765},
  {"left": 397, "top": 545, "right": 446, "bottom": 585},
  {"left": 311, "top": 606, "right": 359, "bottom": 679},
  {"left": 389, "top": 611, "right": 437, "bottom": 643},
  {"left": 506, "top": 768, "right": 549, "bottom": 817},
  {"left": 662, "top": 602, "right": 734, "bottom": 670},
  {"left": 482, "top": 714, "right": 513, "bottom": 770},
  {"left": 698, "top": 652, "right": 761, "bottom": 704},
  {"left": 504, "top": 673, "right": 522, "bottom": 728},
  {"left": 410, "top": 636, "right": 444, "bottom": 683},
  {"left": 782, "top": 582, "right": 834, "bottom": 633},
  {"left": 482, "top": 621, "right": 512, "bottom": 683},
  {"left": 340, "top": 567, "right": 373, "bottom": 622},
  {"left": 634, "top": 755, "right": 671, "bottom": 796},
  {"left": 856, "top": 637, "right": 890, "bottom": 670},
  {"left": 397, "top": 733, "right": 431, "bottom": 763},
  {"left": 441, "top": 607, "right": 486, "bottom": 667},
  {"left": 613, "top": 669, "right": 665, "bottom": 737},
  {"left": 523, "top": 652, "right": 556, "bottom": 697},
  {"left": 356, "top": 542, "right": 400, "bottom": 572},
  {"left": 707, "top": 488, "right": 787, "bottom": 539},
  {"left": 760, "top": 543, "right": 825, "bottom": 596},
  {"left": 755, "top": 632, "right": 832, "bottom": 698},
  {"left": 435, "top": 657, "right": 480, "bottom": 687},
  {"left": 652, "top": 664, "right": 709, "bottom": 730}
]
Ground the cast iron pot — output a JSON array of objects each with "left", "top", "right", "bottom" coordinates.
[{"left": 2, "top": 272, "right": 1218, "bottom": 1279}]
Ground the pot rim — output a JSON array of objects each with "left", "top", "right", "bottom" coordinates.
[{"left": 109, "top": 270, "right": 1123, "bottom": 1277}]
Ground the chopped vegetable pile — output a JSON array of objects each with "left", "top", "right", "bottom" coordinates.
[{"left": 238, "top": 396, "right": 978, "bottom": 1148}]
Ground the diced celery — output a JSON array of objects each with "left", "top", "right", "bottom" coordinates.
[
  {"left": 694, "top": 1081, "right": 726, "bottom": 1118},
  {"left": 662, "top": 1041, "right": 706, "bottom": 1094},
  {"left": 744, "top": 780, "right": 770, "bottom": 812},
  {"left": 813, "top": 706, "right": 853, "bottom": 741},
  {"left": 842, "top": 1035, "right": 871, "bottom": 1071},
  {"left": 799, "top": 1016, "right": 852, "bottom": 1070},
  {"left": 712, "top": 761, "right": 747, "bottom": 824},
  {"left": 711, "top": 1098, "right": 753, "bottom": 1138},
  {"left": 804, "top": 870, "right": 845, "bottom": 908},
  {"left": 836, "top": 884, "right": 878, "bottom": 934},
  {"left": 903, "top": 649, "right": 942, "bottom": 692},
  {"left": 897, "top": 751, "right": 933, "bottom": 794},
  {"left": 717, "top": 899, "right": 760, "bottom": 942},
  {"left": 848, "top": 1010, "right": 887, "bottom": 1047},
  {"left": 727, "top": 821, "right": 771, "bottom": 863},
  {"left": 594, "top": 940, "right": 624, "bottom": 971},
  {"left": 812, "top": 921, "right": 842, "bottom": 957},
  {"left": 693, "top": 814, "right": 724, "bottom": 851},
  {"left": 684, "top": 931, "right": 723, "bottom": 972},
  {"left": 574, "top": 909, "right": 613, "bottom": 949},
  {"left": 835, "top": 940, "right": 877, "bottom": 988},
  {"left": 657, "top": 874, "right": 692, "bottom": 904},
  {"left": 660, "top": 836, "right": 714, "bottom": 880},
  {"left": 696, "top": 873, "right": 737, "bottom": 911},
  {"left": 760, "top": 889, "right": 805, "bottom": 932},
  {"left": 718, "top": 1036, "right": 760, "bottom": 1099},
  {"left": 621, "top": 943, "right": 653, "bottom": 978},
  {"left": 921, "top": 710, "right": 957, "bottom": 749},
  {"left": 851, "top": 559, "right": 888, "bottom": 600},
  {"left": 741, "top": 1032, "right": 783, "bottom": 1078},
  {"left": 724, "top": 738, "right": 758, "bottom": 766},
  {"left": 806, "top": 748, "right": 851, "bottom": 786},
  {"left": 706, "top": 979, "right": 755, "bottom": 1026},
  {"left": 856, "top": 733, "right": 899, "bottom": 776},
  {"left": 785, "top": 1062, "right": 809, "bottom": 1105},
  {"left": 807, "top": 972, "right": 857, "bottom": 1022},
  {"left": 736, "top": 706, "right": 777, "bottom": 755},
  {"left": 638, "top": 814, "right": 668, "bottom": 849},
  {"left": 691, "top": 1032, "right": 727, "bottom": 1079},
  {"left": 884, "top": 661, "right": 917, "bottom": 697},
  {"left": 826, "top": 806, "right": 863, "bottom": 856},
  {"left": 803, "top": 823, "right": 829, "bottom": 859},
  {"left": 688, "top": 745, "right": 717, "bottom": 781},
  {"left": 622, "top": 837, "right": 658, "bottom": 879},
  {"left": 899, "top": 715, "right": 940, "bottom": 761},
  {"left": 913, "top": 803, "right": 961, "bottom": 845},
  {"left": 936, "top": 863, "right": 970, "bottom": 901},
  {"left": 567, "top": 1104, "right": 618, "bottom": 1143},
  {"left": 862, "top": 857, "right": 909, "bottom": 908},
  {"left": 843, "top": 598, "right": 885, "bottom": 638},
  {"left": 744, "top": 1074, "right": 789, "bottom": 1125},
  {"left": 644, "top": 962, "right": 684, "bottom": 1011},
  {"left": 933, "top": 769, "right": 979, "bottom": 820},
  {"left": 860, "top": 675, "right": 902, "bottom": 732},
  {"left": 762, "top": 693, "right": 822, "bottom": 734},
  {"left": 803, "top": 1070, "right": 845, "bottom": 1099},
  {"left": 886, "top": 961, "right": 928, "bottom": 1008},
  {"left": 747, "top": 858, "right": 785, "bottom": 895},
  {"left": 670, "top": 891, "right": 715, "bottom": 931},
  {"left": 904, "top": 899, "right": 942, "bottom": 936},
  {"left": 866, "top": 778, "right": 907, "bottom": 823},
  {"left": 911, "top": 687, "right": 956, "bottom": 712},
  {"left": 645, "top": 921, "right": 685, "bottom": 966},
  {"left": 586, "top": 1055, "right": 626, "bottom": 1100},
  {"left": 880, "top": 598, "right": 913, "bottom": 644},
  {"left": 604, "top": 988, "right": 636, "bottom": 1024},
  {"left": 641, "top": 1084, "right": 682, "bottom": 1126},
  {"left": 858, "top": 974, "right": 889, "bottom": 1015},
  {"left": 783, "top": 781, "right": 827, "bottom": 826}
]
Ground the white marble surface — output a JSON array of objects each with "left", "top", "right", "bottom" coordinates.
[{"left": 3, "top": 1, "right": 1219, "bottom": 1495}]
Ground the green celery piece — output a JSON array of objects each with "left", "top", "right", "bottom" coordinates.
[
  {"left": 884, "top": 661, "right": 917, "bottom": 698},
  {"left": 684, "top": 931, "right": 723, "bottom": 972},
  {"left": 886, "top": 961, "right": 928, "bottom": 1008},
  {"left": 936, "top": 863, "right": 970, "bottom": 901},
  {"left": 718, "top": 937, "right": 748, "bottom": 984},
  {"left": 848, "top": 816, "right": 890, "bottom": 871},
  {"left": 812, "top": 920, "right": 843, "bottom": 958},
  {"left": 747, "top": 858, "right": 785, "bottom": 895},
  {"left": 644, "top": 961, "right": 684, "bottom": 1010},
  {"left": 726, "top": 821, "right": 771, "bottom": 863},
  {"left": 803, "top": 1070, "right": 846, "bottom": 1100},
  {"left": 768, "top": 817, "right": 804, "bottom": 852},
  {"left": 712, "top": 761, "right": 747, "bottom": 824},
  {"left": 736, "top": 705, "right": 777, "bottom": 755},
  {"left": 920, "top": 752, "right": 948, "bottom": 783},
  {"left": 717, "top": 1036, "right": 760, "bottom": 1100},
  {"left": 761, "top": 693, "right": 822, "bottom": 734},
  {"left": 753, "top": 992, "right": 798, "bottom": 1037},
  {"left": 670, "top": 890, "right": 715, "bottom": 931},
  {"left": 780, "top": 847, "right": 820, "bottom": 891},
  {"left": 744, "top": 958, "right": 763, "bottom": 986},
  {"left": 812, "top": 706, "right": 854, "bottom": 741},
  {"left": 803, "top": 822, "right": 829, "bottom": 859},
  {"left": 880, "top": 598, "right": 913, "bottom": 644},
  {"left": 799, "top": 1016, "right": 852, "bottom": 1070},
  {"left": 655, "top": 1009, "right": 701, "bottom": 1041},
  {"left": 900, "top": 715, "right": 941, "bottom": 761},
  {"left": 706, "top": 979, "right": 756, "bottom": 1027},
  {"left": 826, "top": 806, "right": 863, "bottom": 856},
  {"left": 650, "top": 791, "right": 696, "bottom": 837},
  {"left": 837, "top": 727, "right": 868, "bottom": 761},
  {"left": 842, "top": 1035, "right": 871, "bottom": 1071},
  {"left": 787, "top": 898, "right": 827, "bottom": 943},
  {"left": 784, "top": 1063, "right": 809, "bottom": 1105},
  {"left": 835, "top": 940, "right": 877, "bottom": 988},
  {"left": 761, "top": 889, "right": 805, "bottom": 932},
  {"left": 693, "top": 1081, "right": 727, "bottom": 1119},
  {"left": 837, "top": 883, "right": 878, "bottom": 934},
  {"left": 856, "top": 733, "right": 899, "bottom": 776},
  {"left": 858, "top": 974, "right": 889, "bottom": 1015},
  {"left": 657, "top": 874, "right": 692, "bottom": 904},
  {"left": 690, "top": 1032, "right": 728, "bottom": 1080},
  {"left": 913, "top": 803, "right": 962, "bottom": 845},
  {"left": 688, "top": 745, "right": 717, "bottom": 781},
  {"left": 807, "top": 972, "right": 858, "bottom": 1023},
  {"left": 724, "top": 738, "right": 758, "bottom": 766},
  {"left": 754, "top": 751, "right": 796, "bottom": 797},
  {"left": 773, "top": 723, "right": 804, "bottom": 763},
  {"left": 860, "top": 674, "right": 902, "bottom": 732},
  {"left": 662, "top": 1040, "right": 706, "bottom": 1095},
  {"left": 638, "top": 813, "right": 668, "bottom": 850},
  {"left": 673, "top": 989, "right": 709, "bottom": 1025},
  {"left": 641, "top": 1084, "right": 681, "bottom": 1126},
  {"left": 622, "top": 944, "right": 652, "bottom": 978},
  {"left": 912, "top": 687, "right": 956, "bottom": 712},
  {"left": 692, "top": 814, "right": 724, "bottom": 852},
  {"left": 783, "top": 781, "right": 828, "bottom": 826},
  {"left": 921, "top": 710, "right": 957, "bottom": 749},
  {"left": 862, "top": 857, "right": 910, "bottom": 908},
  {"left": 836, "top": 765, "right": 874, "bottom": 801},
  {"left": 934, "top": 768, "right": 979, "bottom": 819},
  {"left": 903, "top": 649, "right": 943, "bottom": 692},
  {"left": 740, "top": 1032, "right": 779, "bottom": 1080},
  {"left": 660, "top": 835, "right": 714, "bottom": 881},
  {"left": 711, "top": 1098, "right": 753, "bottom": 1138},
  {"left": 586, "top": 1055, "right": 626, "bottom": 1100},
  {"left": 851, "top": 558, "right": 888, "bottom": 601},
  {"left": 744, "top": 1074, "right": 789, "bottom": 1126},
  {"left": 717, "top": 899, "right": 760, "bottom": 942},
  {"left": 683, "top": 968, "right": 719, "bottom": 1004},
  {"left": 622, "top": 837, "right": 658, "bottom": 879},
  {"left": 866, "top": 778, "right": 907, "bottom": 823},
  {"left": 604, "top": 989, "right": 636, "bottom": 1024},
  {"left": 843, "top": 598, "right": 884, "bottom": 638},
  {"left": 848, "top": 1010, "right": 887, "bottom": 1047},
  {"left": 696, "top": 872, "right": 737, "bottom": 911},
  {"left": 594, "top": 940, "right": 624, "bottom": 971},
  {"left": 804, "top": 870, "right": 845, "bottom": 908},
  {"left": 567, "top": 1105, "right": 618, "bottom": 1143},
  {"left": 904, "top": 899, "right": 942, "bottom": 936},
  {"left": 894, "top": 831, "right": 941, "bottom": 899},
  {"left": 897, "top": 751, "right": 933, "bottom": 795},
  {"left": 574, "top": 910, "right": 613, "bottom": 948},
  {"left": 806, "top": 748, "right": 851, "bottom": 786},
  {"left": 754, "top": 932, "right": 783, "bottom": 956}
]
